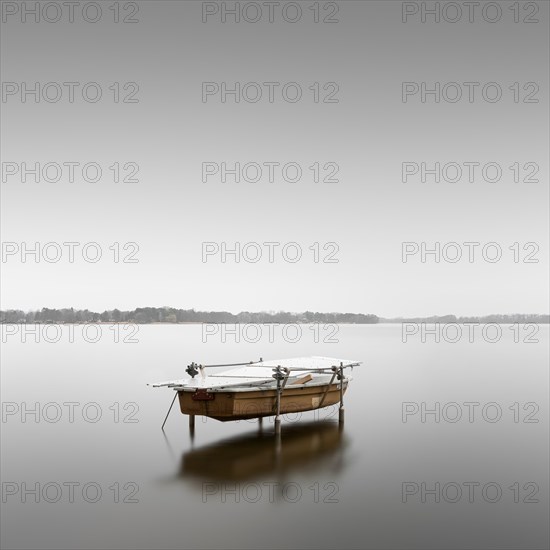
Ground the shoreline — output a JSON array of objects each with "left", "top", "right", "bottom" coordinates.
[{"left": 1, "top": 321, "right": 549, "bottom": 325}]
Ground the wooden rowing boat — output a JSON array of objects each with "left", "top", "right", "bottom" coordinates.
[{"left": 149, "top": 356, "right": 361, "bottom": 431}]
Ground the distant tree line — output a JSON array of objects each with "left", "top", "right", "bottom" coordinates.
[
  {"left": 1, "top": 309, "right": 547, "bottom": 324},
  {"left": 380, "top": 314, "right": 549, "bottom": 324},
  {"left": 0, "top": 307, "right": 380, "bottom": 324}
]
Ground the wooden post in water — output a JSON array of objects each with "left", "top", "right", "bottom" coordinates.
[
  {"left": 338, "top": 364, "right": 345, "bottom": 424},
  {"left": 274, "top": 398, "right": 281, "bottom": 435},
  {"left": 274, "top": 366, "right": 282, "bottom": 435},
  {"left": 189, "top": 414, "right": 195, "bottom": 431}
]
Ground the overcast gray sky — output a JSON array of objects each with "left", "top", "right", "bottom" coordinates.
[{"left": 1, "top": 1, "right": 548, "bottom": 317}]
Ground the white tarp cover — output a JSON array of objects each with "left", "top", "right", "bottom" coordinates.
[{"left": 149, "top": 356, "right": 360, "bottom": 389}]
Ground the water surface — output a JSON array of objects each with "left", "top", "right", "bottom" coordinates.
[{"left": 1, "top": 324, "right": 548, "bottom": 549}]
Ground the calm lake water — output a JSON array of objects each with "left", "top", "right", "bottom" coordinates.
[{"left": 1, "top": 324, "right": 548, "bottom": 549}]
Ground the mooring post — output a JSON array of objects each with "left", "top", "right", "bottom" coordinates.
[
  {"left": 274, "top": 365, "right": 283, "bottom": 435},
  {"left": 189, "top": 414, "right": 195, "bottom": 431},
  {"left": 338, "top": 364, "right": 345, "bottom": 424}
]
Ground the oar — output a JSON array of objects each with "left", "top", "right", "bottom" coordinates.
[{"left": 200, "top": 360, "right": 261, "bottom": 368}]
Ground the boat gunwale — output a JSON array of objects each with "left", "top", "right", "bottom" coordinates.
[{"left": 172, "top": 377, "right": 351, "bottom": 393}]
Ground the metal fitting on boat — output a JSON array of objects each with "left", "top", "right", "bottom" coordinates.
[
  {"left": 272, "top": 366, "right": 285, "bottom": 381},
  {"left": 186, "top": 362, "right": 199, "bottom": 378}
]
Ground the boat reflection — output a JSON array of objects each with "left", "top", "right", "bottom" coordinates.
[{"left": 180, "top": 421, "right": 347, "bottom": 482}]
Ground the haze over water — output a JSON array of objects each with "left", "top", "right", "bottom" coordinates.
[{"left": 1, "top": 324, "right": 548, "bottom": 549}]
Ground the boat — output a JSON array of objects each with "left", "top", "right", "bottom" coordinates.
[{"left": 149, "top": 356, "right": 360, "bottom": 432}]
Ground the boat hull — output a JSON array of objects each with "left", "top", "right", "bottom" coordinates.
[{"left": 178, "top": 382, "right": 348, "bottom": 421}]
